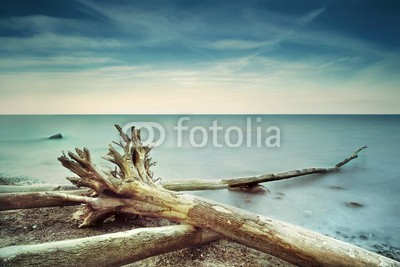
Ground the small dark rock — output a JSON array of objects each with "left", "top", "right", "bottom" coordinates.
[
  {"left": 49, "top": 133, "right": 63, "bottom": 139},
  {"left": 359, "top": 234, "right": 368, "bottom": 240},
  {"left": 328, "top": 185, "right": 344, "bottom": 190},
  {"left": 273, "top": 192, "right": 285, "bottom": 200},
  {"left": 228, "top": 184, "right": 269, "bottom": 194},
  {"left": 346, "top": 202, "right": 364, "bottom": 208}
]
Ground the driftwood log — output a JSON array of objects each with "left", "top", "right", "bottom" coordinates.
[
  {"left": 0, "top": 190, "right": 87, "bottom": 210},
  {"left": 0, "top": 225, "right": 220, "bottom": 267},
  {"left": 0, "top": 184, "right": 77, "bottom": 193},
  {"left": 163, "top": 145, "right": 368, "bottom": 191},
  {"left": 0, "top": 125, "right": 398, "bottom": 266}
]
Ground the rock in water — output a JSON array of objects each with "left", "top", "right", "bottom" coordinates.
[
  {"left": 346, "top": 201, "right": 364, "bottom": 208},
  {"left": 49, "top": 133, "right": 63, "bottom": 139}
]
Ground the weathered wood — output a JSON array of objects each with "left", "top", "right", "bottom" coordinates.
[
  {"left": 335, "top": 146, "right": 367, "bottom": 168},
  {"left": 48, "top": 186, "right": 399, "bottom": 266},
  {"left": 159, "top": 146, "right": 368, "bottom": 191},
  {"left": 0, "top": 184, "right": 77, "bottom": 193},
  {"left": 163, "top": 179, "right": 269, "bottom": 192},
  {"left": 184, "top": 197, "right": 398, "bottom": 267},
  {"left": 221, "top": 146, "right": 368, "bottom": 188},
  {"left": 162, "top": 179, "right": 226, "bottom": 191},
  {"left": 0, "top": 190, "right": 87, "bottom": 211},
  {"left": 0, "top": 225, "right": 220, "bottom": 267},
  {"left": 48, "top": 126, "right": 398, "bottom": 266}
]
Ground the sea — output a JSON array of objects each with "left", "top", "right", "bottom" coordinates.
[{"left": 0, "top": 115, "right": 399, "bottom": 258}]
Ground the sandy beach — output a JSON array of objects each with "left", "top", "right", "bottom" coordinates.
[{"left": 0, "top": 206, "right": 293, "bottom": 266}]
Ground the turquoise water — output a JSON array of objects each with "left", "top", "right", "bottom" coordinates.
[{"left": 0, "top": 115, "right": 399, "bottom": 258}]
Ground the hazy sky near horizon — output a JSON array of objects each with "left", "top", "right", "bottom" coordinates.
[{"left": 0, "top": 0, "right": 399, "bottom": 114}]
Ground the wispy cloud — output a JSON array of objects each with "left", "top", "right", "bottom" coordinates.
[
  {"left": 207, "top": 7, "right": 325, "bottom": 51},
  {"left": 296, "top": 7, "right": 325, "bottom": 25},
  {"left": 0, "top": 33, "right": 121, "bottom": 52},
  {"left": 209, "top": 39, "right": 271, "bottom": 50},
  {"left": 77, "top": 0, "right": 194, "bottom": 46},
  {"left": 0, "top": 15, "right": 90, "bottom": 34},
  {"left": 0, "top": 55, "right": 116, "bottom": 71}
]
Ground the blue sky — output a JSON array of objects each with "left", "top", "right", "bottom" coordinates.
[{"left": 0, "top": 0, "right": 399, "bottom": 113}]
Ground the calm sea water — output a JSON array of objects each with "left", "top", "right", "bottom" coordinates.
[{"left": 0, "top": 115, "right": 399, "bottom": 256}]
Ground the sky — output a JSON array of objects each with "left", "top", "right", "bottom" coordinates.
[{"left": 0, "top": 0, "right": 399, "bottom": 114}]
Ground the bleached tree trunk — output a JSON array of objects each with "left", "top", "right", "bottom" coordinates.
[
  {"left": 0, "top": 225, "right": 220, "bottom": 267},
  {"left": 0, "top": 184, "right": 76, "bottom": 193},
  {"left": 0, "top": 190, "right": 86, "bottom": 211}
]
